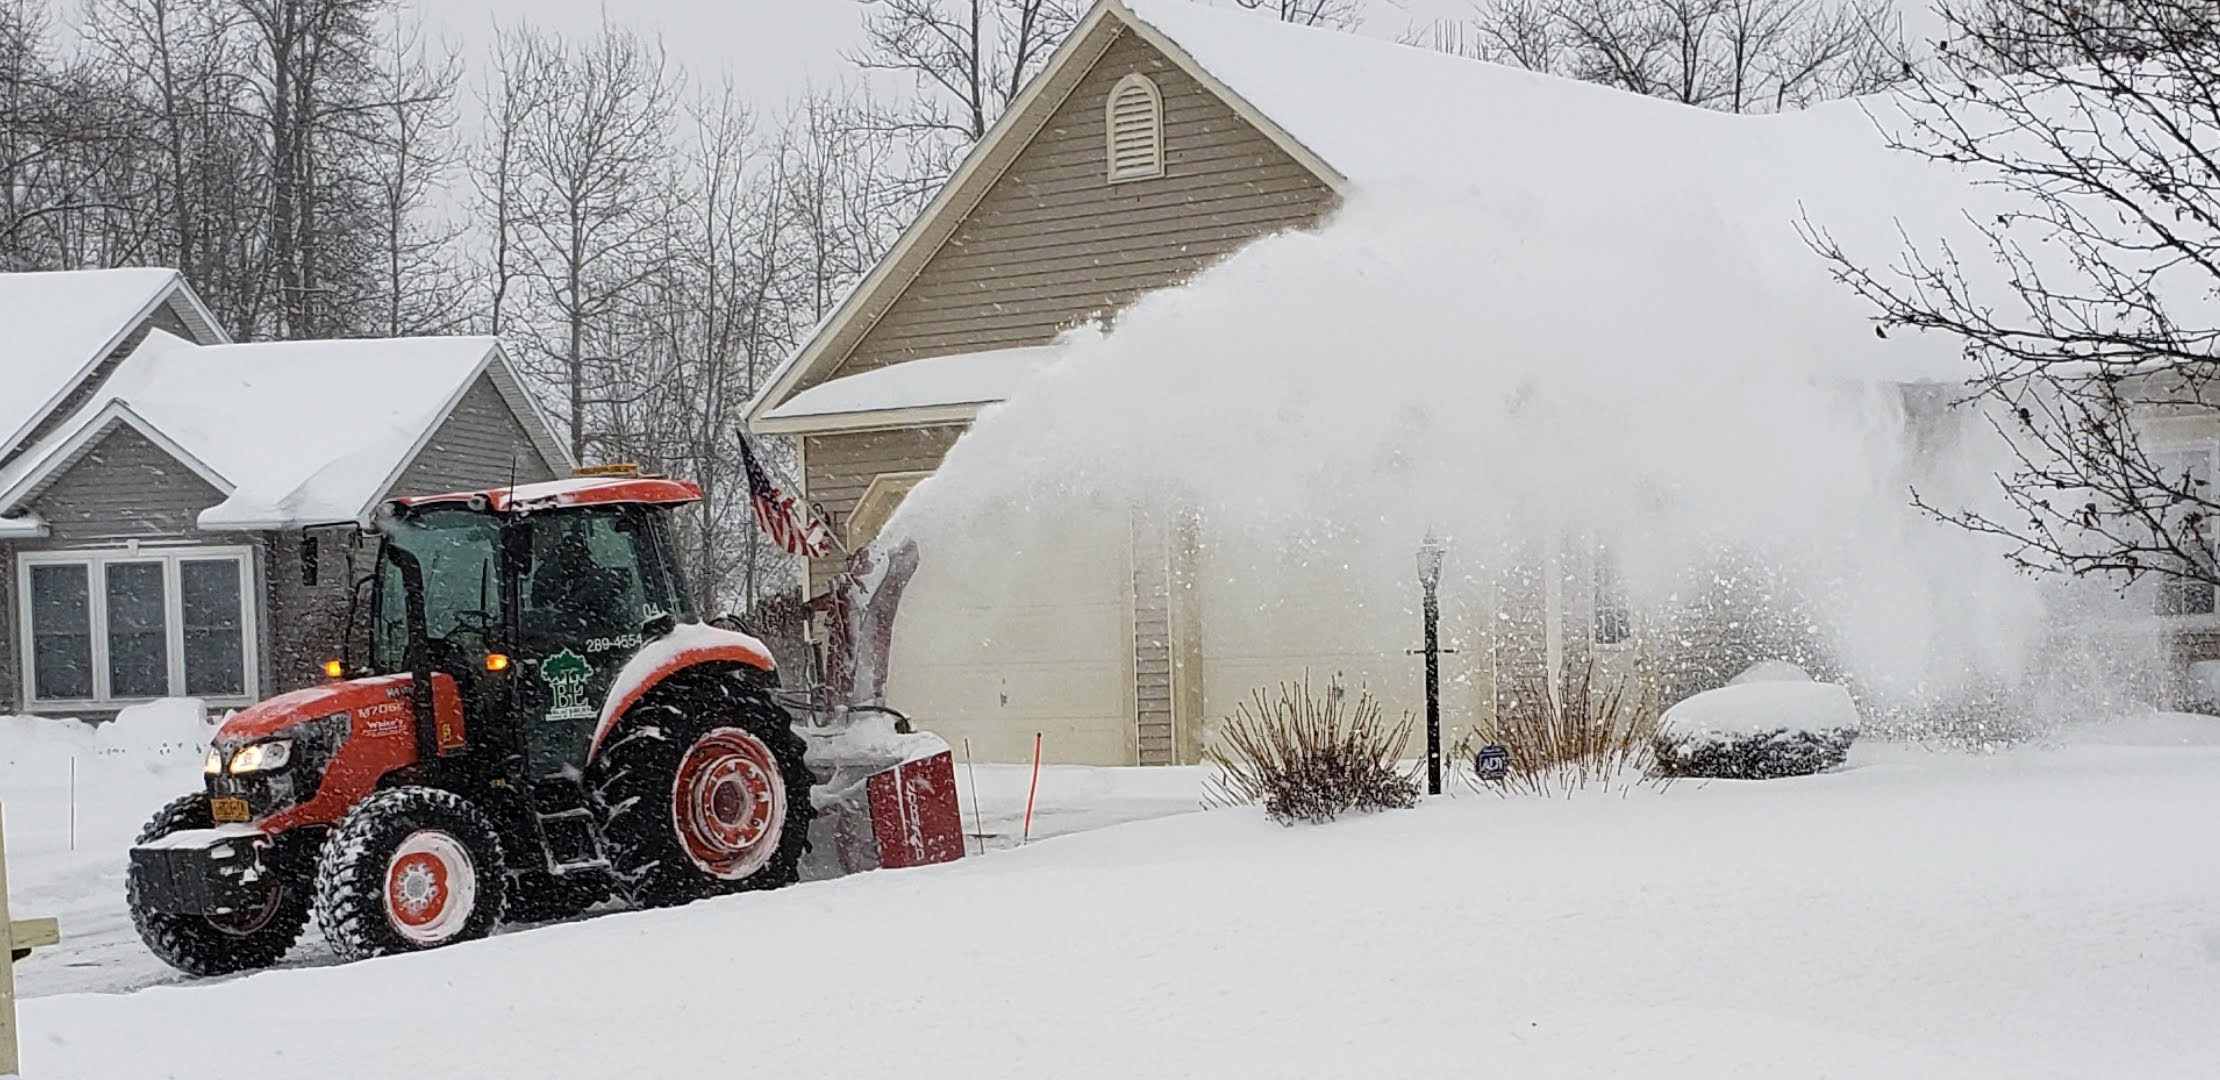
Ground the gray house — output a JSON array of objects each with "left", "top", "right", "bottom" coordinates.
[{"left": 0, "top": 269, "right": 569, "bottom": 717}]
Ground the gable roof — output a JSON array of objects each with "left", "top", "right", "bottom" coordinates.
[
  {"left": 0, "top": 268, "right": 229, "bottom": 462},
  {"left": 0, "top": 332, "right": 572, "bottom": 531},
  {"left": 746, "top": 0, "right": 1979, "bottom": 429}
]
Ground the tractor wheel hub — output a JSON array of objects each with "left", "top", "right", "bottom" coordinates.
[
  {"left": 672, "top": 729, "right": 786, "bottom": 880},
  {"left": 384, "top": 831, "right": 476, "bottom": 944}
]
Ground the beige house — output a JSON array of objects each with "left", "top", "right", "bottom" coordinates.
[{"left": 744, "top": 0, "right": 1978, "bottom": 764}]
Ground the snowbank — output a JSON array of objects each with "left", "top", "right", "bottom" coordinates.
[
  {"left": 2, "top": 701, "right": 217, "bottom": 998},
  {"left": 21, "top": 746, "right": 2220, "bottom": 1078}
]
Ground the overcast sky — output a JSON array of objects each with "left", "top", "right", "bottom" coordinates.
[{"left": 417, "top": 1, "right": 1476, "bottom": 105}]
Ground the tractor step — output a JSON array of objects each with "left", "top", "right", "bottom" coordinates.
[{"left": 528, "top": 779, "right": 608, "bottom": 877}]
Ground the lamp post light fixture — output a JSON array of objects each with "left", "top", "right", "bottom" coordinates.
[{"left": 1415, "top": 534, "right": 1447, "bottom": 796}]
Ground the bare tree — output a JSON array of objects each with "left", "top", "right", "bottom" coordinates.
[
  {"left": 1433, "top": 0, "right": 1902, "bottom": 112},
  {"left": 502, "top": 20, "right": 682, "bottom": 462},
  {"left": 472, "top": 25, "right": 552, "bottom": 336},
  {"left": 850, "top": 0, "right": 1077, "bottom": 181},
  {"left": 83, "top": 0, "right": 272, "bottom": 330},
  {"left": 1229, "top": 0, "right": 1364, "bottom": 27},
  {"left": 365, "top": 11, "right": 462, "bottom": 336},
  {"left": 1811, "top": 0, "right": 2220, "bottom": 605}
]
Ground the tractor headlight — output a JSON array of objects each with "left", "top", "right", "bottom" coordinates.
[
  {"left": 203, "top": 746, "right": 223, "bottom": 775},
  {"left": 228, "top": 740, "right": 294, "bottom": 774}
]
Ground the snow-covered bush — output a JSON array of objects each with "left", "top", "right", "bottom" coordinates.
[
  {"left": 1653, "top": 667, "right": 1860, "bottom": 779},
  {"left": 1468, "top": 663, "right": 1661, "bottom": 796},
  {"left": 1205, "top": 674, "right": 1420, "bottom": 825}
]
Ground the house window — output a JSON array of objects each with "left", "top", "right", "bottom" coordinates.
[
  {"left": 1592, "top": 548, "right": 1632, "bottom": 646},
  {"left": 2153, "top": 443, "right": 2218, "bottom": 617},
  {"left": 1106, "top": 73, "right": 1165, "bottom": 183},
  {"left": 18, "top": 547, "right": 257, "bottom": 707}
]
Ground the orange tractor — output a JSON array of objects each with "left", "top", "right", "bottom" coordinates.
[{"left": 126, "top": 473, "right": 963, "bottom": 975}]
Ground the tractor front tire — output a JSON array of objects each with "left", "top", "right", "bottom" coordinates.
[
  {"left": 588, "top": 672, "right": 812, "bottom": 908},
  {"left": 127, "top": 793, "right": 311, "bottom": 977},
  {"left": 313, "top": 787, "right": 507, "bottom": 962}
]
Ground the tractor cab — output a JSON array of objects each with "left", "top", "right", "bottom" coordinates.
[{"left": 363, "top": 473, "right": 701, "bottom": 777}]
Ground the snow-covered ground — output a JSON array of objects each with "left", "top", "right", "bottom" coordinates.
[
  {"left": 8, "top": 706, "right": 2220, "bottom": 1077},
  {"left": 0, "top": 703, "right": 1202, "bottom": 999}
]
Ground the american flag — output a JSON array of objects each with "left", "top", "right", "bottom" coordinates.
[{"left": 740, "top": 430, "right": 831, "bottom": 557}]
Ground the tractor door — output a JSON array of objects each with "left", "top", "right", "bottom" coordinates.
[{"left": 512, "top": 507, "right": 670, "bottom": 777}]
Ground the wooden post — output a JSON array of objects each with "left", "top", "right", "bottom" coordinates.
[{"left": 0, "top": 803, "right": 63, "bottom": 1077}]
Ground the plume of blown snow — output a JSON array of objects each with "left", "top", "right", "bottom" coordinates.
[{"left": 880, "top": 190, "right": 2150, "bottom": 726}]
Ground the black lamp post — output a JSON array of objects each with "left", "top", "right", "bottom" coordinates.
[{"left": 1415, "top": 534, "right": 1447, "bottom": 796}]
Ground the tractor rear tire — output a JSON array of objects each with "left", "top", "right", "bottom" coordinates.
[
  {"left": 127, "top": 793, "right": 311, "bottom": 977},
  {"left": 588, "top": 671, "right": 812, "bottom": 908},
  {"left": 313, "top": 787, "right": 507, "bottom": 962}
]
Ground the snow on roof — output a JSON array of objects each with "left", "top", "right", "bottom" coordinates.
[
  {"left": 0, "top": 268, "right": 224, "bottom": 461},
  {"left": 763, "top": 344, "right": 1071, "bottom": 426},
  {"left": 750, "top": 0, "right": 1995, "bottom": 420},
  {"left": 0, "top": 332, "right": 532, "bottom": 530},
  {"left": 1117, "top": 0, "right": 1985, "bottom": 305}
]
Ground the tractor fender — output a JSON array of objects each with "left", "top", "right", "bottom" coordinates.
[{"left": 587, "top": 622, "right": 777, "bottom": 761}]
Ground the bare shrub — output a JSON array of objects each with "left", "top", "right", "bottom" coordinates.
[
  {"left": 1205, "top": 674, "right": 1421, "bottom": 825},
  {"left": 1462, "top": 663, "right": 1665, "bottom": 796}
]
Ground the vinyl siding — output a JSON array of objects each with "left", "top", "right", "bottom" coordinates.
[
  {"left": 804, "top": 29, "right": 1336, "bottom": 389},
  {"left": 30, "top": 425, "right": 224, "bottom": 543},
  {"left": 390, "top": 375, "right": 560, "bottom": 498},
  {"left": 803, "top": 426, "right": 966, "bottom": 595}
]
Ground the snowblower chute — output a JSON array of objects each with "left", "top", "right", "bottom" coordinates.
[
  {"left": 124, "top": 471, "right": 961, "bottom": 979},
  {"left": 789, "top": 538, "right": 967, "bottom": 877}
]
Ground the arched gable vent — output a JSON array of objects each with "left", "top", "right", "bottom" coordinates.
[{"left": 1106, "top": 73, "right": 1165, "bottom": 183}]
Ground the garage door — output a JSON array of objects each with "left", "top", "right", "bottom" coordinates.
[
  {"left": 882, "top": 511, "right": 1133, "bottom": 765},
  {"left": 1194, "top": 537, "right": 1489, "bottom": 758}
]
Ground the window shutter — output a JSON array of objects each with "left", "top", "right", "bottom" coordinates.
[{"left": 1106, "top": 74, "right": 1164, "bottom": 183}]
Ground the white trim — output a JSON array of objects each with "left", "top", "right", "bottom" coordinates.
[
  {"left": 355, "top": 343, "right": 499, "bottom": 520},
  {"left": 1106, "top": 72, "right": 1166, "bottom": 183},
  {"left": 16, "top": 544, "right": 260, "bottom": 711},
  {"left": 743, "top": 0, "right": 1349, "bottom": 431},
  {"left": 848, "top": 471, "right": 935, "bottom": 549},
  {"left": 355, "top": 342, "right": 573, "bottom": 523},
  {"left": 0, "top": 271, "right": 230, "bottom": 462},
  {"left": 1108, "top": 0, "right": 1352, "bottom": 190},
  {"left": 754, "top": 402, "right": 991, "bottom": 437},
  {"left": 484, "top": 345, "right": 577, "bottom": 476},
  {"left": 0, "top": 401, "right": 234, "bottom": 515},
  {"left": 0, "top": 514, "right": 48, "bottom": 539},
  {"left": 742, "top": 5, "right": 1124, "bottom": 428}
]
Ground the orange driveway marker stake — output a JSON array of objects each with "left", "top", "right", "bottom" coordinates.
[{"left": 1021, "top": 732, "right": 1043, "bottom": 845}]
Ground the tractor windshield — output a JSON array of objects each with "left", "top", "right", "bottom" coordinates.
[{"left": 370, "top": 509, "right": 502, "bottom": 674}]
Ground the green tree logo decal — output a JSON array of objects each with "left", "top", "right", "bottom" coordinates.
[{"left": 541, "top": 649, "right": 595, "bottom": 721}]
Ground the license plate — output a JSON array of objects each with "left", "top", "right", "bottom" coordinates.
[{"left": 210, "top": 797, "right": 251, "bottom": 823}]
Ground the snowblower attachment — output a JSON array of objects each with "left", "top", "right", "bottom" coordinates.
[{"left": 788, "top": 539, "right": 967, "bottom": 879}]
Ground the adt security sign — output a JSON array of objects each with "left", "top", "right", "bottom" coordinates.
[{"left": 1475, "top": 744, "right": 1511, "bottom": 783}]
